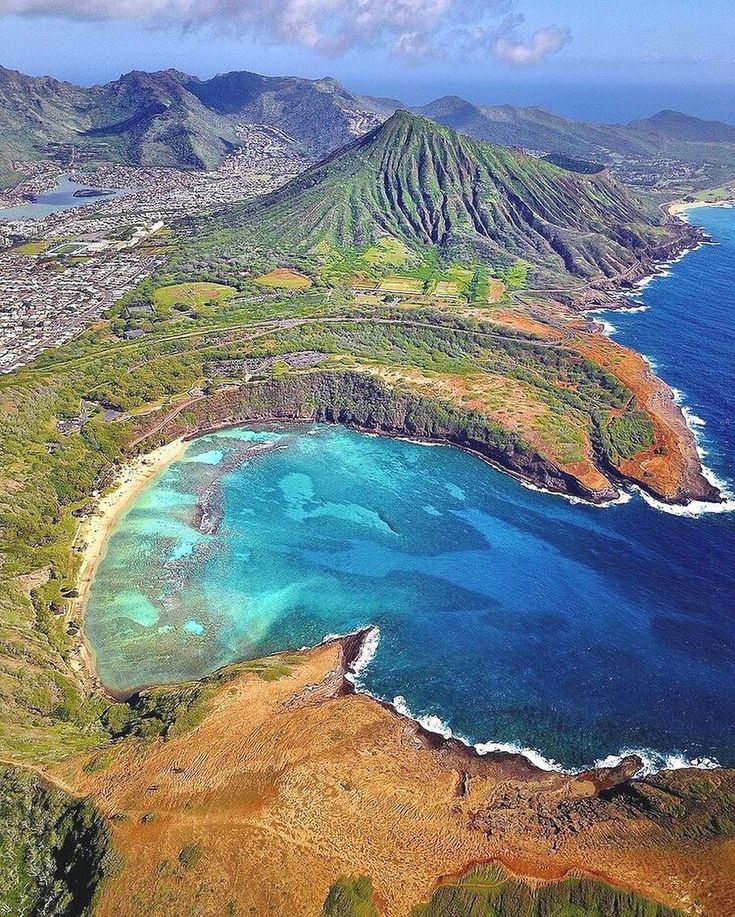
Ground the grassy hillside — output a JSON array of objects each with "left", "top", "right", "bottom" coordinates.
[
  {"left": 322, "top": 864, "right": 685, "bottom": 916},
  {"left": 197, "top": 111, "right": 671, "bottom": 288}
]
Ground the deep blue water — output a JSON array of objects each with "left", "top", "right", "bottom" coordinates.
[{"left": 85, "top": 206, "right": 735, "bottom": 772}]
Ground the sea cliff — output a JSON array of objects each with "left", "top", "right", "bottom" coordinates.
[{"left": 128, "top": 369, "right": 717, "bottom": 507}]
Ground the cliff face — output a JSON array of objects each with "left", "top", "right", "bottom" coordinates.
[{"left": 135, "top": 371, "right": 618, "bottom": 503}]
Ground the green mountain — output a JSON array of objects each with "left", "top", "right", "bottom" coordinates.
[
  {"left": 0, "top": 65, "right": 91, "bottom": 165},
  {"left": 0, "top": 65, "right": 396, "bottom": 179},
  {"left": 205, "top": 111, "right": 675, "bottom": 286},
  {"left": 185, "top": 71, "right": 398, "bottom": 158},
  {"left": 413, "top": 96, "right": 735, "bottom": 167}
]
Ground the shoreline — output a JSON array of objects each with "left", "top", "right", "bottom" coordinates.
[
  {"left": 70, "top": 208, "right": 731, "bottom": 770},
  {"left": 70, "top": 438, "right": 188, "bottom": 683},
  {"left": 584, "top": 208, "right": 734, "bottom": 516},
  {"left": 668, "top": 197, "right": 735, "bottom": 217},
  {"left": 338, "top": 627, "right": 722, "bottom": 778},
  {"left": 72, "top": 437, "right": 726, "bottom": 778}
]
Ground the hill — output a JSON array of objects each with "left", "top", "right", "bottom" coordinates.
[
  {"left": 627, "top": 109, "right": 735, "bottom": 144},
  {"left": 0, "top": 66, "right": 394, "bottom": 178},
  {"left": 185, "top": 71, "right": 397, "bottom": 159},
  {"left": 200, "top": 110, "right": 676, "bottom": 286},
  {"left": 413, "top": 96, "right": 735, "bottom": 168},
  {"left": 2, "top": 63, "right": 734, "bottom": 185}
]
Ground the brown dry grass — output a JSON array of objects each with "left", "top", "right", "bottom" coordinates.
[
  {"left": 53, "top": 640, "right": 735, "bottom": 917},
  {"left": 255, "top": 268, "right": 312, "bottom": 289},
  {"left": 572, "top": 333, "right": 708, "bottom": 501}
]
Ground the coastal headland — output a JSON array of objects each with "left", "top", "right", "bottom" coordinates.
[
  {"left": 125, "top": 364, "right": 719, "bottom": 509},
  {"left": 49, "top": 628, "right": 735, "bottom": 917}
]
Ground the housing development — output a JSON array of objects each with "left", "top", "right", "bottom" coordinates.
[{"left": 0, "top": 124, "right": 305, "bottom": 371}]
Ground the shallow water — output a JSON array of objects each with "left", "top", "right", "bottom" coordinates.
[
  {"left": 86, "top": 207, "right": 735, "bottom": 772},
  {"left": 0, "top": 175, "right": 127, "bottom": 221}
]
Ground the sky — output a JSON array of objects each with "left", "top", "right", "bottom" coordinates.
[{"left": 1, "top": 0, "right": 734, "bottom": 123}]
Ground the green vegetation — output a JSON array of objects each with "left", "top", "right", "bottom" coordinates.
[
  {"left": 0, "top": 255, "right": 662, "bottom": 767},
  {"left": 0, "top": 168, "right": 25, "bottom": 190},
  {"left": 0, "top": 92, "right": 726, "bottom": 917},
  {"left": 183, "top": 112, "right": 668, "bottom": 292},
  {"left": 502, "top": 260, "right": 530, "bottom": 291},
  {"left": 153, "top": 281, "right": 237, "bottom": 311},
  {"left": 13, "top": 240, "right": 51, "bottom": 257},
  {"left": 99, "top": 653, "right": 299, "bottom": 743},
  {"left": 362, "top": 237, "right": 412, "bottom": 268},
  {"left": 542, "top": 152, "right": 605, "bottom": 174},
  {"left": 411, "top": 864, "right": 684, "bottom": 917},
  {"left": 602, "top": 405, "right": 656, "bottom": 466},
  {"left": 0, "top": 764, "right": 113, "bottom": 916},
  {"left": 322, "top": 876, "right": 379, "bottom": 917}
]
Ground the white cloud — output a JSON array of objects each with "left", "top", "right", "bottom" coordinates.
[
  {"left": 393, "top": 30, "right": 443, "bottom": 62},
  {"left": 0, "top": 0, "right": 569, "bottom": 66},
  {"left": 494, "top": 26, "right": 570, "bottom": 66}
]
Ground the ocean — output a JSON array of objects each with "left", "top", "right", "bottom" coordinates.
[{"left": 85, "top": 206, "right": 735, "bottom": 773}]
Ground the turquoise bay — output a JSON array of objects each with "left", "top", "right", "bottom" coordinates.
[{"left": 85, "top": 207, "right": 735, "bottom": 772}]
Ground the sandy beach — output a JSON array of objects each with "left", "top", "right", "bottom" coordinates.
[
  {"left": 668, "top": 197, "right": 734, "bottom": 216},
  {"left": 72, "top": 438, "right": 188, "bottom": 623}
]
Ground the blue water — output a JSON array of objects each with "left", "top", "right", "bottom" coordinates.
[
  {"left": 0, "top": 175, "right": 127, "bottom": 221},
  {"left": 85, "top": 206, "right": 735, "bottom": 772}
]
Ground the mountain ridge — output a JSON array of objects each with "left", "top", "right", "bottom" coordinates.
[
  {"left": 413, "top": 96, "right": 735, "bottom": 166},
  {"left": 196, "top": 110, "right": 685, "bottom": 288},
  {"left": 0, "top": 65, "right": 394, "bottom": 175},
  {"left": 2, "top": 63, "right": 734, "bottom": 181}
]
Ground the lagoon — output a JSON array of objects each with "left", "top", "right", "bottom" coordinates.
[
  {"left": 0, "top": 174, "right": 127, "bottom": 221},
  {"left": 84, "top": 207, "right": 735, "bottom": 773}
]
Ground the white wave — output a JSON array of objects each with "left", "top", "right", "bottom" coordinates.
[
  {"left": 302, "top": 624, "right": 378, "bottom": 653},
  {"left": 593, "top": 749, "right": 720, "bottom": 777},
  {"left": 634, "top": 485, "right": 735, "bottom": 517},
  {"left": 392, "top": 695, "right": 454, "bottom": 739},
  {"left": 310, "top": 630, "right": 725, "bottom": 777},
  {"left": 474, "top": 740, "right": 563, "bottom": 772},
  {"left": 648, "top": 387, "right": 735, "bottom": 515},
  {"left": 346, "top": 625, "right": 381, "bottom": 681},
  {"left": 677, "top": 399, "right": 707, "bottom": 431},
  {"left": 392, "top": 695, "right": 564, "bottom": 771},
  {"left": 387, "top": 695, "right": 720, "bottom": 777},
  {"left": 512, "top": 474, "right": 631, "bottom": 509}
]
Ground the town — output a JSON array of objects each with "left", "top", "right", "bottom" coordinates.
[{"left": 0, "top": 124, "right": 306, "bottom": 372}]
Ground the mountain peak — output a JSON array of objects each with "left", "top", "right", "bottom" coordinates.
[
  {"left": 214, "top": 112, "right": 662, "bottom": 289},
  {"left": 628, "top": 108, "right": 735, "bottom": 142}
]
